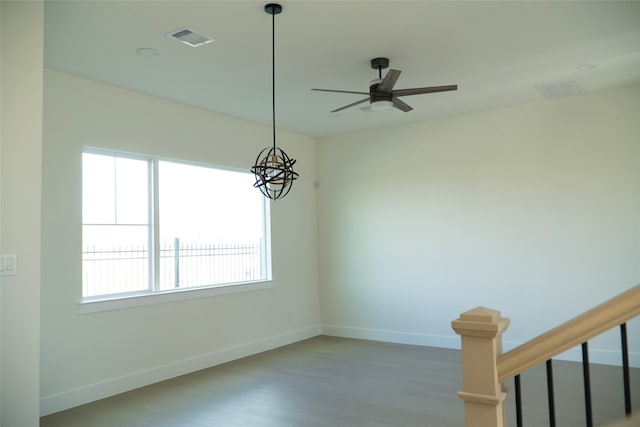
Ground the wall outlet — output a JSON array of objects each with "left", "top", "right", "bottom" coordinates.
[{"left": 0, "top": 254, "right": 17, "bottom": 276}]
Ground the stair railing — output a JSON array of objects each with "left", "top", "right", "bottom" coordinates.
[{"left": 451, "top": 284, "right": 639, "bottom": 427}]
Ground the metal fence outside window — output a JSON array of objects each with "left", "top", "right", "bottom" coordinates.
[{"left": 82, "top": 239, "right": 263, "bottom": 297}]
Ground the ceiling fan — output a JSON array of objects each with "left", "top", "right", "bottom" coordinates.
[{"left": 312, "top": 57, "right": 457, "bottom": 113}]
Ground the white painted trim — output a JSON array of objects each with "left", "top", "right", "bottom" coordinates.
[
  {"left": 322, "top": 325, "right": 640, "bottom": 368},
  {"left": 503, "top": 340, "right": 640, "bottom": 368},
  {"left": 40, "top": 325, "right": 321, "bottom": 416},
  {"left": 321, "top": 324, "right": 462, "bottom": 349},
  {"left": 78, "top": 280, "right": 274, "bottom": 314}
]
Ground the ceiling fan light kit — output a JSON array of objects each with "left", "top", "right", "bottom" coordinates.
[
  {"left": 312, "top": 57, "right": 458, "bottom": 114},
  {"left": 251, "top": 3, "right": 299, "bottom": 200},
  {"left": 368, "top": 100, "right": 394, "bottom": 112}
]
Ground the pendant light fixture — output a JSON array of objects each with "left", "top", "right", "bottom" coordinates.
[{"left": 251, "top": 3, "right": 299, "bottom": 200}]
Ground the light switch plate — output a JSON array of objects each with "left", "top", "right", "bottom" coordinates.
[{"left": 0, "top": 254, "right": 17, "bottom": 276}]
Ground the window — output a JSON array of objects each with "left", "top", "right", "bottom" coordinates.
[{"left": 82, "top": 149, "right": 270, "bottom": 301}]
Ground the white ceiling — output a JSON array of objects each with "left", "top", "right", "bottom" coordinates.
[{"left": 44, "top": 1, "right": 640, "bottom": 137}]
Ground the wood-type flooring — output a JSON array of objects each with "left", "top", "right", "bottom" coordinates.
[{"left": 41, "top": 336, "right": 639, "bottom": 427}]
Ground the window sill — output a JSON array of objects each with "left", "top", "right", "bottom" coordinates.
[{"left": 78, "top": 281, "right": 274, "bottom": 315}]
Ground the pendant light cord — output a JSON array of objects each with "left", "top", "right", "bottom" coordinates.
[{"left": 271, "top": 9, "right": 276, "bottom": 151}]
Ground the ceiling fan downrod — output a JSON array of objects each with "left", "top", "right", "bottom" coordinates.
[{"left": 370, "top": 57, "right": 389, "bottom": 80}]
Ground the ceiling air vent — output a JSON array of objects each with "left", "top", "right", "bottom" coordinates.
[
  {"left": 536, "top": 79, "right": 582, "bottom": 99},
  {"left": 168, "top": 28, "right": 214, "bottom": 47}
]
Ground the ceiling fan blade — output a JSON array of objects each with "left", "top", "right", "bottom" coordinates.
[
  {"left": 392, "top": 97, "right": 413, "bottom": 112},
  {"left": 377, "top": 69, "right": 401, "bottom": 93},
  {"left": 330, "top": 97, "right": 370, "bottom": 113},
  {"left": 393, "top": 84, "right": 457, "bottom": 97},
  {"left": 312, "top": 88, "right": 369, "bottom": 95}
]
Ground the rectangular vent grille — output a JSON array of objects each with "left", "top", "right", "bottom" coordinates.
[
  {"left": 536, "top": 79, "right": 582, "bottom": 99},
  {"left": 168, "top": 28, "right": 214, "bottom": 47}
]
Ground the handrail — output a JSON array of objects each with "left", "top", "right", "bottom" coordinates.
[{"left": 497, "top": 284, "right": 640, "bottom": 382}]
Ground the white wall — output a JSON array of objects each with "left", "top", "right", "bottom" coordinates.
[
  {"left": 317, "top": 86, "right": 640, "bottom": 366},
  {"left": 38, "top": 61, "right": 640, "bottom": 418},
  {"left": 1, "top": 1, "right": 43, "bottom": 425},
  {"left": 40, "top": 70, "right": 320, "bottom": 415}
]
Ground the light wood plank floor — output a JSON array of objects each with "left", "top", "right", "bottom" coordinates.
[{"left": 41, "top": 336, "right": 639, "bottom": 427}]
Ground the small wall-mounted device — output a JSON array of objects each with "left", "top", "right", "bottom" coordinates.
[{"left": 0, "top": 254, "right": 17, "bottom": 276}]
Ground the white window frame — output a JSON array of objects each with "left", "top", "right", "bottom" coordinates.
[{"left": 80, "top": 147, "right": 272, "bottom": 314}]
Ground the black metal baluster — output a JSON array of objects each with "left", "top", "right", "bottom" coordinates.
[
  {"left": 515, "top": 374, "right": 523, "bottom": 427},
  {"left": 546, "top": 359, "right": 556, "bottom": 427},
  {"left": 582, "top": 342, "right": 593, "bottom": 427},
  {"left": 621, "top": 323, "right": 632, "bottom": 416}
]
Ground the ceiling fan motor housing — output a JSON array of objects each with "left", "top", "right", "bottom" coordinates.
[{"left": 369, "top": 80, "right": 392, "bottom": 103}]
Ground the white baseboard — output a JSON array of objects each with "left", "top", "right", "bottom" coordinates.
[
  {"left": 503, "top": 340, "right": 640, "bottom": 368},
  {"left": 322, "top": 324, "right": 640, "bottom": 368},
  {"left": 321, "top": 324, "right": 462, "bottom": 350},
  {"left": 40, "top": 325, "right": 321, "bottom": 416}
]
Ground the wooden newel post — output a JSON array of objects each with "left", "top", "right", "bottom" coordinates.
[{"left": 452, "top": 307, "right": 511, "bottom": 427}]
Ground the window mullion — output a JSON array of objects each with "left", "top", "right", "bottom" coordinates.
[
  {"left": 262, "top": 197, "right": 272, "bottom": 280},
  {"left": 150, "top": 159, "right": 160, "bottom": 292}
]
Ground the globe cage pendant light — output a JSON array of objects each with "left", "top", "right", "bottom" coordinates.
[{"left": 250, "top": 3, "right": 299, "bottom": 200}]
